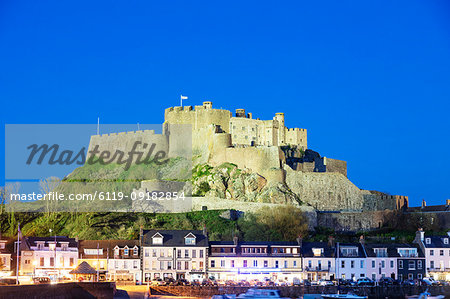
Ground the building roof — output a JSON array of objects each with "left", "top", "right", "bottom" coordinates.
[
  {"left": 0, "top": 239, "right": 14, "bottom": 255},
  {"left": 301, "top": 242, "right": 335, "bottom": 258},
  {"left": 209, "top": 241, "right": 300, "bottom": 246},
  {"left": 407, "top": 205, "right": 450, "bottom": 213},
  {"left": 24, "top": 236, "right": 78, "bottom": 249},
  {"left": 364, "top": 243, "right": 425, "bottom": 258},
  {"left": 70, "top": 261, "right": 97, "bottom": 274},
  {"left": 337, "top": 243, "right": 366, "bottom": 258},
  {"left": 78, "top": 239, "right": 139, "bottom": 259},
  {"left": 142, "top": 230, "right": 208, "bottom": 247},
  {"left": 422, "top": 235, "right": 450, "bottom": 248}
]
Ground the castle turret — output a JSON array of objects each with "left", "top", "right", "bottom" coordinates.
[
  {"left": 203, "top": 101, "right": 212, "bottom": 109},
  {"left": 235, "top": 109, "right": 246, "bottom": 118}
]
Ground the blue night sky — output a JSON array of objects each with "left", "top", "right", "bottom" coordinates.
[{"left": 1, "top": 1, "right": 449, "bottom": 206}]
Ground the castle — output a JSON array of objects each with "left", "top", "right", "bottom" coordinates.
[{"left": 87, "top": 101, "right": 409, "bottom": 230}]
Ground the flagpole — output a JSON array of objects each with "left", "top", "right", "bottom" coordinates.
[
  {"left": 16, "top": 223, "right": 20, "bottom": 285},
  {"left": 180, "top": 95, "right": 182, "bottom": 107}
]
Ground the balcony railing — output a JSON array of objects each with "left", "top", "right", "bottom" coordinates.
[{"left": 305, "top": 266, "right": 330, "bottom": 272}]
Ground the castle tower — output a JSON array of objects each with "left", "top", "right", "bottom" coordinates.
[
  {"left": 203, "top": 101, "right": 212, "bottom": 109},
  {"left": 235, "top": 109, "right": 246, "bottom": 118},
  {"left": 275, "top": 113, "right": 285, "bottom": 145}
]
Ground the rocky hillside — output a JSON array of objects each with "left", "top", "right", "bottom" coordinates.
[{"left": 192, "top": 163, "right": 301, "bottom": 205}]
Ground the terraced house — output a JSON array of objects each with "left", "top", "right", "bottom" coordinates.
[
  {"left": 208, "top": 237, "right": 302, "bottom": 284},
  {"left": 140, "top": 230, "right": 208, "bottom": 282},
  {"left": 415, "top": 230, "right": 450, "bottom": 281}
]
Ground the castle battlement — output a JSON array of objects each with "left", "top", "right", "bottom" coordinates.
[{"left": 93, "top": 129, "right": 156, "bottom": 138}]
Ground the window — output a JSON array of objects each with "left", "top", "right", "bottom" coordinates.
[
  {"left": 418, "top": 260, "right": 422, "bottom": 269},
  {"left": 398, "top": 260, "right": 403, "bottom": 269},
  {"left": 390, "top": 260, "right": 394, "bottom": 268},
  {"left": 341, "top": 260, "right": 345, "bottom": 268},
  {"left": 192, "top": 250, "right": 196, "bottom": 258},
  {"left": 221, "top": 260, "right": 225, "bottom": 267},
  {"left": 372, "top": 274, "right": 376, "bottom": 281},
  {"left": 231, "top": 260, "right": 235, "bottom": 268},
  {"left": 440, "top": 250, "right": 444, "bottom": 256},
  {"left": 115, "top": 261, "right": 119, "bottom": 269},
  {"left": 200, "top": 250, "right": 204, "bottom": 258},
  {"left": 350, "top": 261, "right": 354, "bottom": 268},
  {"left": 360, "top": 260, "right": 364, "bottom": 268},
  {"left": 264, "top": 260, "right": 268, "bottom": 268},
  {"left": 425, "top": 238, "right": 431, "bottom": 244},
  {"left": 275, "top": 261, "right": 279, "bottom": 268},
  {"left": 318, "top": 261, "right": 322, "bottom": 270},
  {"left": 50, "top": 257, "right": 54, "bottom": 267},
  {"left": 60, "top": 257, "right": 64, "bottom": 267},
  {"left": 185, "top": 237, "right": 196, "bottom": 245},
  {"left": 40, "top": 257, "right": 44, "bottom": 267},
  {"left": 177, "top": 261, "right": 181, "bottom": 270},
  {"left": 340, "top": 247, "right": 358, "bottom": 257},
  {"left": 253, "top": 260, "right": 258, "bottom": 267},
  {"left": 61, "top": 244, "right": 68, "bottom": 251},
  {"left": 124, "top": 248, "right": 129, "bottom": 255},
  {"left": 408, "top": 260, "right": 415, "bottom": 270},
  {"left": 444, "top": 238, "right": 449, "bottom": 245},
  {"left": 398, "top": 249, "right": 418, "bottom": 257},
  {"left": 430, "top": 250, "right": 434, "bottom": 256},
  {"left": 199, "top": 261, "right": 204, "bottom": 269},
  {"left": 284, "top": 260, "right": 288, "bottom": 268},
  {"left": 308, "top": 260, "right": 312, "bottom": 268},
  {"left": 372, "top": 260, "right": 375, "bottom": 268},
  {"left": 0, "top": 243, "right": 4, "bottom": 249},
  {"left": 328, "top": 261, "right": 331, "bottom": 269},
  {"left": 134, "top": 261, "right": 138, "bottom": 269},
  {"left": 177, "top": 249, "right": 181, "bottom": 258},
  {"left": 374, "top": 248, "right": 387, "bottom": 257},
  {"left": 243, "top": 260, "right": 248, "bottom": 267},
  {"left": 152, "top": 237, "right": 163, "bottom": 245},
  {"left": 133, "top": 247, "right": 138, "bottom": 255},
  {"left": 294, "top": 261, "right": 297, "bottom": 267},
  {"left": 312, "top": 248, "right": 323, "bottom": 257},
  {"left": 49, "top": 243, "right": 56, "bottom": 251},
  {"left": 418, "top": 274, "right": 423, "bottom": 280},
  {"left": 185, "top": 261, "right": 189, "bottom": 270},
  {"left": 168, "top": 261, "right": 172, "bottom": 270},
  {"left": 430, "top": 261, "right": 434, "bottom": 269},
  {"left": 381, "top": 260, "right": 385, "bottom": 268}
]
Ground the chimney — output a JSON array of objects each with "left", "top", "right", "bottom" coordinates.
[
  {"left": 415, "top": 228, "right": 425, "bottom": 243},
  {"left": 328, "top": 236, "right": 335, "bottom": 248},
  {"left": 202, "top": 224, "right": 208, "bottom": 237},
  {"left": 296, "top": 236, "right": 303, "bottom": 247},
  {"left": 446, "top": 199, "right": 450, "bottom": 206},
  {"left": 359, "top": 235, "right": 365, "bottom": 245},
  {"left": 447, "top": 231, "right": 450, "bottom": 238},
  {"left": 233, "top": 236, "right": 238, "bottom": 246},
  {"left": 422, "top": 199, "right": 426, "bottom": 208}
]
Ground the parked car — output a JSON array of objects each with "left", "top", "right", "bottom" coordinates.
[
  {"left": 33, "top": 277, "right": 51, "bottom": 284},
  {"left": 337, "top": 279, "right": 356, "bottom": 286},
  {"left": 357, "top": 277, "right": 374, "bottom": 286},
  {"left": 402, "top": 279, "right": 416, "bottom": 286},
  {"left": 0, "top": 278, "right": 17, "bottom": 285},
  {"left": 422, "top": 277, "right": 439, "bottom": 286},
  {"left": 318, "top": 279, "right": 334, "bottom": 286},
  {"left": 378, "top": 277, "right": 394, "bottom": 286},
  {"left": 301, "top": 279, "right": 311, "bottom": 286},
  {"left": 151, "top": 278, "right": 166, "bottom": 286}
]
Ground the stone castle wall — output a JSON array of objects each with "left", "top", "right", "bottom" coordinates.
[
  {"left": 317, "top": 210, "right": 394, "bottom": 231},
  {"left": 87, "top": 130, "right": 170, "bottom": 161},
  {"left": 285, "top": 167, "right": 365, "bottom": 211}
]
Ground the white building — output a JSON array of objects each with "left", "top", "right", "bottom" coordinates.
[
  {"left": 108, "top": 240, "right": 141, "bottom": 283},
  {"left": 336, "top": 243, "right": 367, "bottom": 281},
  {"left": 20, "top": 236, "right": 78, "bottom": 281},
  {"left": 208, "top": 238, "right": 302, "bottom": 284},
  {"left": 141, "top": 230, "right": 208, "bottom": 282},
  {"left": 415, "top": 230, "right": 450, "bottom": 281},
  {"left": 301, "top": 241, "right": 336, "bottom": 281},
  {"left": 363, "top": 243, "right": 398, "bottom": 281},
  {"left": 0, "top": 239, "right": 12, "bottom": 277}
]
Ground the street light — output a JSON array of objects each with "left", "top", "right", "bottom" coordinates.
[{"left": 49, "top": 229, "right": 56, "bottom": 282}]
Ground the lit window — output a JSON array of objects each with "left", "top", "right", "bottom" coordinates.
[{"left": 185, "top": 237, "right": 196, "bottom": 245}]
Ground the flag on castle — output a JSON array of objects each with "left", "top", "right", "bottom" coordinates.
[{"left": 180, "top": 95, "right": 188, "bottom": 106}]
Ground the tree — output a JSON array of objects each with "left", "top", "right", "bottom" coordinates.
[
  {"left": 39, "top": 176, "right": 61, "bottom": 217},
  {"left": 239, "top": 205, "right": 308, "bottom": 242}
]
